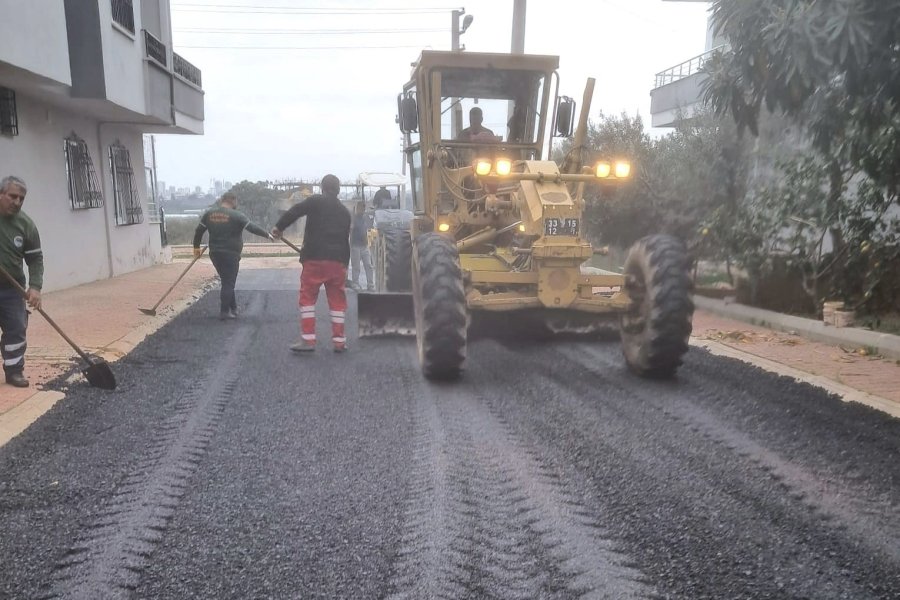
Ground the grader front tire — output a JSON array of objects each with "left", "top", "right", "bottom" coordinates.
[
  {"left": 620, "top": 234, "right": 694, "bottom": 378},
  {"left": 413, "top": 233, "right": 467, "bottom": 380}
]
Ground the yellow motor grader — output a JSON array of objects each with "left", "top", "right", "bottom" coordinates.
[{"left": 358, "top": 50, "right": 693, "bottom": 380}]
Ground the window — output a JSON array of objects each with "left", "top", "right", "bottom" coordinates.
[
  {"left": 0, "top": 87, "right": 17, "bottom": 136},
  {"left": 109, "top": 142, "right": 144, "bottom": 226},
  {"left": 64, "top": 134, "right": 104, "bottom": 210},
  {"left": 111, "top": 0, "right": 135, "bottom": 34},
  {"left": 437, "top": 68, "right": 547, "bottom": 144}
]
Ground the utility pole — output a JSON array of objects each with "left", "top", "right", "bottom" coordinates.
[{"left": 511, "top": 0, "right": 526, "bottom": 54}]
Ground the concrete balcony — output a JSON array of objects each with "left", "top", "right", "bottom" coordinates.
[
  {"left": 650, "top": 46, "right": 724, "bottom": 127},
  {"left": 0, "top": 0, "right": 72, "bottom": 98},
  {"left": 172, "top": 53, "right": 204, "bottom": 134}
]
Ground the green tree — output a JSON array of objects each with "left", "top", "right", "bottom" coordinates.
[
  {"left": 703, "top": 0, "right": 900, "bottom": 312},
  {"left": 228, "top": 180, "right": 282, "bottom": 229},
  {"left": 703, "top": 0, "right": 900, "bottom": 195}
]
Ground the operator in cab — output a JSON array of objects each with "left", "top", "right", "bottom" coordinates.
[{"left": 456, "top": 107, "right": 498, "bottom": 143}]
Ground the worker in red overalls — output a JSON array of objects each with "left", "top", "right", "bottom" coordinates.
[{"left": 271, "top": 174, "right": 351, "bottom": 353}]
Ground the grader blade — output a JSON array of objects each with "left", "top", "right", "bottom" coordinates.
[{"left": 357, "top": 292, "right": 415, "bottom": 337}]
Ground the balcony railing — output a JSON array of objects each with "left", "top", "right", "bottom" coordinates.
[
  {"left": 173, "top": 53, "right": 202, "bottom": 88},
  {"left": 653, "top": 45, "right": 727, "bottom": 89},
  {"left": 143, "top": 30, "right": 167, "bottom": 67},
  {"left": 111, "top": 0, "right": 135, "bottom": 34}
]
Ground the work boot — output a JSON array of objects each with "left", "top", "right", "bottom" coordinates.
[
  {"left": 366, "top": 285, "right": 375, "bottom": 292},
  {"left": 5, "top": 372, "right": 29, "bottom": 388},
  {"left": 333, "top": 344, "right": 347, "bottom": 354},
  {"left": 290, "top": 342, "right": 315, "bottom": 353},
  {"left": 229, "top": 308, "right": 239, "bottom": 319},
  {"left": 220, "top": 311, "right": 236, "bottom": 320}
]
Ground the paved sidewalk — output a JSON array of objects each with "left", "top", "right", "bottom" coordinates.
[{"left": 2, "top": 261, "right": 898, "bottom": 446}]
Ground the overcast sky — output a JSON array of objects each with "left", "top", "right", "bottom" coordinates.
[{"left": 154, "top": 0, "right": 711, "bottom": 190}]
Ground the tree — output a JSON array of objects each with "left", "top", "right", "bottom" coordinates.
[
  {"left": 703, "top": 0, "right": 900, "bottom": 196},
  {"left": 703, "top": 0, "right": 900, "bottom": 313},
  {"left": 227, "top": 180, "right": 282, "bottom": 229}
]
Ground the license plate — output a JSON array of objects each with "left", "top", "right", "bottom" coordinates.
[{"left": 544, "top": 218, "right": 579, "bottom": 236}]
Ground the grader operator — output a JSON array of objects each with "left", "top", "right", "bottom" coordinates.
[{"left": 358, "top": 50, "right": 694, "bottom": 381}]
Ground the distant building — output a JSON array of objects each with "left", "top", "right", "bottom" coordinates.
[{"left": 0, "top": 0, "right": 204, "bottom": 291}]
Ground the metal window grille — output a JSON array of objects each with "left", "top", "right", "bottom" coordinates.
[
  {"left": 143, "top": 30, "right": 167, "bottom": 67},
  {"left": 0, "top": 87, "right": 17, "bottom": 136},
  {"left": 64, "top": 134, "right": 104, "bottom": 210},
  {"left": 173, "top": 53, "right": 202, "bottom": 87},
  {"left": 111, "top": 0, "right": 135, "bottom": 34},
  {"left": 109, "top": 142, "right": 144, "bottom": 226}
]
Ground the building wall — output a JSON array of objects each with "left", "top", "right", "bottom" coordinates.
[
  {"left": 98, "top": 1, "right": 147, "bottom": 115},
  {"left": 0, "top": 92, "right": 161, "bottom": 292},
  {"left": 0, "top": 1, "right": 71, "bottom": 86}
]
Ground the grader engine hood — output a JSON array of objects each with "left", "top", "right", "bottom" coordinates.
[
  {"left": 516, "top": 161, "right": 593, "bottom": 309},
  {"left": 461, "top": 158, "right": 630, "bottom": 316}
]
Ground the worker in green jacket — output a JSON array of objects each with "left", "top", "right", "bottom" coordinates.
[
  {"left": 0, "top": 176, "right": 43, "bottom": 388},
  {"left": 193, "top": 192, "right": 272, "bottom": 320}
]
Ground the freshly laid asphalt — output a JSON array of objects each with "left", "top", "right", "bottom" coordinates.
[{"left": 0, "top": 268, "right": 898, "bottom": 599}]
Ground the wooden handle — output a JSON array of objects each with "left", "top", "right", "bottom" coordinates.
[
  {"left": 150, "top": 246, "right": 207, "bottom": 311},
  {"left": 280, "top": 238, "right": 303, "bottom": 254},
  {"left": 0, "top": 264, "right": 93, "bottom": 362}
]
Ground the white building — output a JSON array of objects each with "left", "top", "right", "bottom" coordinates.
[
  {"left": 650, "top": 1, "right": 723, "bottom": 128},
  {"left": 0, "top": 0, "right": 204, "bottom": 291}
]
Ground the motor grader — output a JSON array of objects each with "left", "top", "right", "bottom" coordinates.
[{"left": 358, "top": 50, "right": 694, "bottom": 380}]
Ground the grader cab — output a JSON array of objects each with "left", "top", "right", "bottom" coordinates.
[{"left": 359, "top": 50, "right": 694, "bottom": 380}]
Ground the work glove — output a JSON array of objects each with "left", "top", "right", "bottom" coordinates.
[{"left": 193, "top": 247, "right": 203, "bottom": 259}]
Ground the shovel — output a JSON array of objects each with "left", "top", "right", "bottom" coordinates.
[
  {"left": 139, "top": 246, "right": 207, "bottom": 316},
  {"left": 0, "top": 265, "right": 116, "bottom": 390}
]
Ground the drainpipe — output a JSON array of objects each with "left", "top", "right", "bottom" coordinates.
[{"left": 97, "top": 121, "right": 116, "bottom": 279}]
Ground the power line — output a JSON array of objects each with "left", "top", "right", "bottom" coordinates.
[
  {"left": 178, "top": 44, "right": 434, "bottom": 50},
  {"left": 175, "top": 27, "right": 446, "bottom": 35},
  {"left": 171, "top": 5, "right": 460, "bottom": 14}
]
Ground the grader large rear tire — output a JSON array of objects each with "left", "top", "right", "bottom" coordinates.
[
  {"left": 383, "top": 228, "right": 412, "bottom": 292},
  {"left": 413, "top": 233, "right": 467, "bottom": 380},
  {"left": 620, "top": 234, "right": 694, "bottom": 378}
]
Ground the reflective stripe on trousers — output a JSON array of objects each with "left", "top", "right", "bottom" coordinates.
[
  {"left": 0, "top": 288, "right": 28, "bottom": 374},
  {"left": 298, "top": 260, "right": 348, "bottom": 347}
]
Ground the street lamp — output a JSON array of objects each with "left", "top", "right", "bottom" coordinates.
[{"left": 451, "top": 9, "right": 474, "bottom": 51}]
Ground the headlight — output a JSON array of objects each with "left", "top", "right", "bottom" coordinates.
[
  {"left": 595, "top": 161, "right": 611, "bottom": 178},
  {"left": 615, "top": 161, "right": 631, "bottom": 178},
  {"left": 495, "top": 158, "right": 512, "bottom": 176},
  {"left": 475, "top": 159, "right": 492, "bottom": 176},
  {"left": 438, "top": 222, "right": 451, "bottom": 232},
  {"left": 518, "top": 224, "right": 526, "bottom": 232}
]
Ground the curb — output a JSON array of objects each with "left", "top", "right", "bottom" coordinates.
[
  {"left": 0, "top": 391, "right": 66, "bottom": 448},
  {"left": 0, "top": 278, "right": 215, "bottom": 450},
  {"left": 691, "top": 338, "right": 900, "bottom": 419},
  {"left": 694, "top": 296, "right": 900, "bottom": 360}
]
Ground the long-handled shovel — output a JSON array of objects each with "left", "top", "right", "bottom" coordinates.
[
  {"left": 0, "top": 265, "right": 116, "bottom": 390},
  {"left": 139, "top": 246, "right": 207, "bottom": 316},
  {"left": 279, "top": 237, "right": 303, "bottom": 255}
]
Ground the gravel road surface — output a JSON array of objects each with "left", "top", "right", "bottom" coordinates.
[{"left": 1, "top": 269, "right": 897, "bottom": 599}]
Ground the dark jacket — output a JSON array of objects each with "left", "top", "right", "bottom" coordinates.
[
  {"left": 275, "top": 194, "right": 351, "bottom": 264},
  {"left": 193, "top": 206, "right": 269, "bottom": 256}
]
